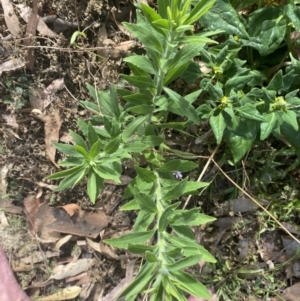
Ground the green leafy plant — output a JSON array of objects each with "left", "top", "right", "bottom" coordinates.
[
  {"left": 48, "top": 0, "right": 300, "bottom": 300},
  {"left": 1, "top": 74, "right": 32, "bottom": 109},
  {"left": 49, "top": 0, "right": 218, "bottom": 300}
]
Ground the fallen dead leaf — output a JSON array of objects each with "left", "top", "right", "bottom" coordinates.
[
  {"left": 16, "top": 4, "right": 59, "bottom": 38},
  {"left": 44, "top": 110, "right": 62, "bottom": 168},
  {"left": 61, "top": 204, "right": 81, "bottom": 217},
  {"left": 36, "top": 286, "right": 81, "bottom": 301},
  {"left": 0, "top": 58, "right": 25, "bottom": 76},
  {"left": 54, "top": 235, "right": 73, "bottom": 251},
  {"left": 50, "top": 259, "right": 95, "bottom": 280},
  {"left": 23, "top": 194, "right": 41, "bottom": 235},
  {"left": 0, "top": 211, "right": 9, "bottom": 227},
  {"left": 3, "top": 109, "right": 18, "bottom": 128},
  {"left": 86, "top": 238, "right": 118, "bottom": 259},
  {"left": 30, "top": 78, "right": 64, "bottom": 111},
  {"left": 46, "top": 208, "right": 109, "bottom": 238},
  {"left": 280, "top": 282, "right": 300, "bottom": 301},
  {"left": 21, "top": 250, "right": 59, "bottom": 264},
  {"left": 1, "top": 0, "right": 22, "bottom": 37}
]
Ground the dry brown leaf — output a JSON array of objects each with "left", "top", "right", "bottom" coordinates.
[
  {"left": 24, "top": 0, "right": 38, "bottom": 71},
  {"left": 16, "top": 4, "right": 59, "bottom": 38},
  {"left": 0, "top": 198, "right": 22, "bottom": 215},
  {"left": 281, "top": 282, "right": 300, "bottom": 301},
  {"left": 23, "top": 194, "right": 41, "bottom": 234},
  {"left": 30, "top": 78, "right": 64, "bottom": 111},
  {"left": 61, "top": 204, "right": 81, "bottom": 217},
  {"left": 0, "top": 58, "right": 25, "bottom": 76},
  {"left": 46, "top": 209, "right": 109, "bottom": 238},
  {"left": 0, "top": 164, "right": 12, "bottom": 195},
  {"left": 36, "top": 286, "right": 81, "bottom": 301},
  {"left": 1, "top": 0, "right": 22, "bottom": 37},
  {"left": 44, "top": 110, "right": 62, "bottom": 168},
  {"left": 54, "top": 235, "right": 73, "bottom": 251},
  {"left": 50, "top": 259, "right": 95, "bottom": 280},
  {"left": 21, "top": 250, "right": 59, "bottom": 264},
  {"left": 0, "top": 211, "right": 9, "bottom": 227},
  {"left": 3, "top": 109, "right": 18, "bottom": 129},
  {"left": 86, "top": 238, "right": 118, "bottom": 259}
]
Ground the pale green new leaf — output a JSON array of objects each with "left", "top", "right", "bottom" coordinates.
[
  {"left": 167, "top": 255, "right": 202, "bottom": 271},
  {"left": 170, "top": 209, "right": 215, "bottom": 226}
]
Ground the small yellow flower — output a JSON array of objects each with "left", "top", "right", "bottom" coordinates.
[
  {"left": 233, "top": 35, "right": 239, "bottom": 42},
  {"left": 272, "top": 96, "right": 287, "bottom": 111},
  {"left": 214, "top": 66, "right": 222, "bottom": 74},
  {"left": 221, "top": 96, "right": 229, "bottom": 104}
]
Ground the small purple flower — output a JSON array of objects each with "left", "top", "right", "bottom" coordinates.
[{"left": 173, "top": 171, "right": 183, "bottom": 179}]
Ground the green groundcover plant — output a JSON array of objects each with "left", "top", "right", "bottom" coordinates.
[{"left": 48, "top": 0, "right": 300, "bottom": 300}]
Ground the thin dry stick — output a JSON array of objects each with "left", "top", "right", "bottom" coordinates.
[
  {"left": 183, "top": 144, "right": 220, "bottom": 209},
  {"left": 212, "top": 158, "right": 300, "bottom": 244}
]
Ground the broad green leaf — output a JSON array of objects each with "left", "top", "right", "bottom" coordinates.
[
  {"left": 185, "top": 0, "right": 215, "bottom": 25},
  {"left": 167, "top": 255, "right": 202, "bottom": 271},
  {"left": 87, "top": 122, "right": 99, "bottom": 147},
  {"left": 90, "top": 140, "right": 101, "bottom": 159},
  {"left": 74, "top": 145, "right": 90, "bottom": 159},
  {"left": 87, "top": 169, "right": 104, "bottom": 203},
  {"left": 171, "top": 225, "right": 195, "bottom": 240},
  {"left": 145, "top": 251, "right": 158, "bottom": 263},
  {"left": 164, "top": 87, "right": 199, "bottom": 124},
  {"left": 93, "top": 164, "right": 121, "bottom": 183},
  {"left": 128, "top": 244, "right": 155, "bottom": 254},
  {"left": 69, "top": 130, "right": 88, "bottom": 151},
  {"left": 165, "top": 233, "right": 216, "bottom": 263},
  {"left": 48, "top": 164, "right": 85, "bottom": 180},
  {"left": 123, "top": 93, "right": 152, "bottom": 105},
  {"left": 109, "top": 85, "right": 121, "bottom": 118},
  {"left": 52, "top": 143, "right": 82, "bottom": 158},
  {"left": 104, "top": 229, "right": 155, "bottom": 248},
  {"left": 138, "top": 135, "right": 164, "bottom": 147},
  {"left": 169, "top": 44, "right": 202, "bottom": 71},
  {"left": 104, "top": 135, "right": 121, "bottom": 154},
  {"left": 224, "top": 74, "right": 253, "bottom": 95},
  {"left": 199, "top": 0, "right": 249, "bottom": 39},
  {"left": 282, "top": 110, "right": 299, "bottom": 131},
  {"left": 135, "top": 166, "right": 156, "bottom": 183},
  {"left": 170, "top": 271, "right": 211, "bottom": 300},
  {"left": 134, "top": 211, "right": 156, "bottom": 232},
  {"left": 267, "top": 70, "right": 283, "bottom": 91},
  {"left": 122, "top": 115, "right": 148, "bottom": 142},
  {"left": 182, "top": 181, "right": 209, "bottom": 195},
  {"left": 159, "top": 202, "right": 181, "bottom": 233},
  {"left": 244, "top": 7, "right": 286, "bottom": 55},
  {"left": 121, "top": 199, "right": 140, "bottom": 211},
  {"left": 135, "top": 190, "right": 157, "bottom": 213},
  {"left": 124, "top": 55, "right": 156, "bottom": 74},
  {"left": 225, "top": 132, "right": 254, "bottom": 163},
  {"left": 164, "top": 62, "right": 190, "bottom": 86},
  {"left": 162, "top": 178, "right": 188, "bottom": 202},
  {"left": 128, "top": 105, "right": 154, "bottom": 115},
  {"left": 118, "top": 262, "right": 157, "bottom": 299},
  {"left": 209, "top": 113, "right": 226, "bottom": 144},
  {"left": 122, "top": 75, "right": 156, "bottom": 90},
  {"left": 260, "top": 113, "right": 277, "bottom": 140},
  {"left": 235, "top": 103, "right": 265, "bottom": 122},
  {"left": 54, "top": 167, "right": 87, "bottom": 191},
  {"left": 123, "top": 21, "right": 163, "bottom": 54},
  {"left": 285, "top": 2, "right": 300, "bottom": 31},
  {"left": 170, "top": 209, "right": 215, "bottom": 226}
]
